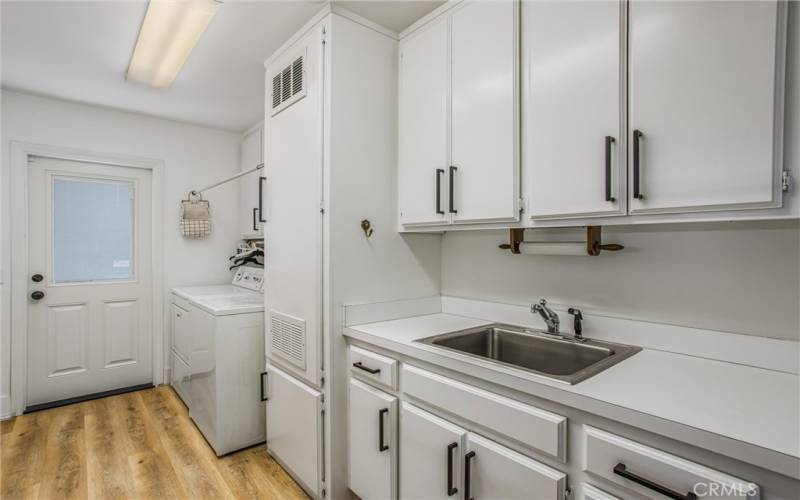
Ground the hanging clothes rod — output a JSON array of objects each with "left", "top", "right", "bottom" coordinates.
[{"left": 190, "top": 163, "right": 264, "bottom": 196}]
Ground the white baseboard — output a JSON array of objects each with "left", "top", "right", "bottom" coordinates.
[{"left": 0, "top": 394, "right": 12, "bottom": 420}]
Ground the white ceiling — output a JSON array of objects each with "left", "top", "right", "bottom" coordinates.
[{"left": 1, "top": 0, "right": 444, "bottom": 132}]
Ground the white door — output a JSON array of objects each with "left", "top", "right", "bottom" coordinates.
[
  {"left": 398, "top": 17, "right": 449, "bottom": 227},
  {"left": 629, "top": 0, "right": 782, "bottom": 214},
  {"left": 464, "top": 433, "right": 566, "bottom": 500},
  {"left": 263, "top": 25, "right": 323, "bottom": 387},
  {"left": 348, "top": 378, "right": 397, "bottom": 500},
  {"left": 27, "top": 155, "right": 152, "bottom": 408},
  {"left": 265, "top": 362, "right": 323, "bottom": 498},
  {"left": 450, "top": 0, "right": 518, "bottom": 224},
  {"left": 240, "top": 125, "right": 264, "bottom": 238},
  {"left": 400, "top": 402, "right": 466, "bottom": 500},
  {"left": 527, "top": 0, "right": 624, "bottom": 219}
]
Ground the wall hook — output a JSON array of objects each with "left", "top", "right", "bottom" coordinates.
[{"left": 361, "top": 219, "right": 374, "bottom": 238}]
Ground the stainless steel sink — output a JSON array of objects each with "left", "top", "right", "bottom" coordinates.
[{"left": 417, "top": 324, "right": 641, "bottom": 384}]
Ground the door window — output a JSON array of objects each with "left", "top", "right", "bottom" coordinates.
[{"left": 52, "top": 176, "right": 134, "bottom": 283}]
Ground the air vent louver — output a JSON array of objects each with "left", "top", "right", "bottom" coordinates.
[
  {"left": 270, "top": 311, "right": 306, "bottom": 370},
  {"left": 270, "top": 52, "right": 306, "bottom": 115}
]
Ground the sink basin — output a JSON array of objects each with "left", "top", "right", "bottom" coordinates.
[{"left": 417, "top": 324, "right": 641, "bottom": 384}]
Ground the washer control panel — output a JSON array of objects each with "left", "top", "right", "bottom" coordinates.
[{"left": 232, "top": 267, "right": 264, "bottom": 292}]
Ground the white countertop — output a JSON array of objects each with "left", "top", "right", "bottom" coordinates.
[{"left": 343, "top": 313, "right": 800, "bottom": 479}]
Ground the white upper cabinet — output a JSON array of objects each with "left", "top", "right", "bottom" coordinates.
[
  {"left": 398, "top": 0, "right": 519, "bottom": 229},
  {"left": 628, "top": 0, "right": 784, "bottom": 214},
  {"left": 239, "top": 124, "right": 264, "bottom": 238},
  {"left": 450, "top": 0, "right": 518, "bottom": 224},
  {"left": 398, "top": 19, "right": 449, "bottom": 227},
  {"left": 526, "top": 1, "right": 625, "bottom": 219}
]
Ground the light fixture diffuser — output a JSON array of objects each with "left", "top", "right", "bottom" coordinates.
[{"left": 127, "top": 0, "right": 221, "bottom": 88}]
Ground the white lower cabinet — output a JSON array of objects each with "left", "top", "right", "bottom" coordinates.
[
  {"left": 349, "top": 378, "right": 398, "bottom": 499},
  {"left": 465, "top": 433, "right": 566, "bottom": 500},
  {"left": 400, "top": 402, "right": 466, "bottom": 499},
  {"left": 581, "top": 483, "right": 621, "bottom": 500}
]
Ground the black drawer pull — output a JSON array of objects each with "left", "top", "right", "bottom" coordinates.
[
  {"left": 258, "top": 176, "right": 267, "bottom": 223},
  {"left": 448, "top": 166, "right": 458, "bottom": 214},
  {"left": 632, "top": 129, "right": 644, "bottom": 200},
  {"left": 436, "top": 169, "right": 445, "bottom": 215},
  {"left": 378, "top": 408, "right": 389, "bottom": 451},
  {"left": 605, "top": 136, "right": 616, "bottom": 202},
  {"left": 614, "top": 463, "right": 697, "bottom": 500},
  {"left": 352, "top": 361, "right": 380, "bottom": 374},
  {"left": 252, "top": 207, "right": 259, "bottom": 231},
  {"left": 259, "top": 371, "right": 268, "bottom": 401},
  {"left": 464, "top": 451, "right": 475, "bottom": 500},
  {"left": 447, "top": 442, "right": 458, "bottom": 496}
]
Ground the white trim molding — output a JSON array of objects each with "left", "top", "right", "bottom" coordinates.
[{"left": 5, "top": 141, "right": 165, "bottom": 416}]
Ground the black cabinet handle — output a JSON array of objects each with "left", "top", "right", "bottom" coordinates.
[
  {"left": 614, "top": 463, "right": 697, "bottom": 500},
  {"left": 352, "top": 361, "right": 380, "bottom": 374},
  {"left": 448, "top": 166, "right": 458, "bottom": 214},
  {"left": 260, "top": 371, "right": 268, "bottom": 401},
  {"left": 464, "top": 450, "right": 475, "bottom": 500},
  {"left": 436, "top": 169, "right": 445, "bottom": 215},
  {"left": 605, "top": 136, "right": 616, "bottom": 202},
  {"left": 252, "top": 207, "right": 259, "bottom": 231},
  {"left": 447, "top": 443, "right": 458, "bottom": 496},
  {"left": 632, "top": 129, "right": 644, "bottom": 200},
  {"left": 378, "top": 408, "right": 389, "bottom": 451},
  {"left": 258, "top": 176, "right": 267, "bottom": 222}
]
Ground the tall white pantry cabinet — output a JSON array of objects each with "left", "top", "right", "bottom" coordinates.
[{"left": 260, "top": 7, "right": 440, "bottom": 500}]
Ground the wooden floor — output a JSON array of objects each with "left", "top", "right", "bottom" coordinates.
[{"left": 0, "top": 386, "right": 309, "bottom": 500}]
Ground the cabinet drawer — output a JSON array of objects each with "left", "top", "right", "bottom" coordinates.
[
  {"left": 581, "top": 483, "right": 620, "bottom": 500},
  {"left": 402, "top": 365, "right": 567, "bottom": 461},
  {"left": 583, "top": 426, "right": 760, "bottom": 500},
  {"left": 349, "top": 345, "right": 398, "bottom": 391}
]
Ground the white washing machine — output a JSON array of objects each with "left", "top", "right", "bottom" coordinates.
[{"left": 170, "top": 267, "right": 265, "bottom": 456}]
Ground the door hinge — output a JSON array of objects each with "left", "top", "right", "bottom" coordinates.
[
  {"left": 781, "top": 170, "right": 791, "bottom": 192},
  {"left": 322, "top": 26, "right": 327, "bottom": 45},
  {"left": 518, "top": 197, "right": 525, "bottom": 214}
]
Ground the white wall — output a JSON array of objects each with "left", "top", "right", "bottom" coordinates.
[
  {"left": 441, "top": 221, "right": 800, "bottom": 340},
  {"left": 0, "top": 90, "right": 242, "bottom": 416}
]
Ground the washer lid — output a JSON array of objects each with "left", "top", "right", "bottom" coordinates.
[
  {"left": 171, "top": 285, "right": 245, "bottom": 300},
  {"left": 191, "top": 293, "right": 264, "bottom": 316}
]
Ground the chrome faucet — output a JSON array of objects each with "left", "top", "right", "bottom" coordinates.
[{"left": 531, "top": 299, "right": 560, "bottom": 335}]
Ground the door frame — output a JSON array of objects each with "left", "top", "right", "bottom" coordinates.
[{"left": 5, "top": 141, "right": 165, "bottom": 416}]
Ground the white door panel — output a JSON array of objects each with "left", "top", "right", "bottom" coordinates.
[
  {"left": 400, "top": 402, "right": 466, "bottom": 500},
  {"left": 629, "top": 0, "right": 781, "bottom": 213},
  {"left": 398, "top": 18, "right": 450, "bottom": 226},
  {"left": 27, "top": 156, "right": 152, "bottom": 407},
  {"left": 527, "top": 0, "right": 624, "bottom": 218},
  {"left": 265, "top": 363, "right": 322, "bottom": 498},
  {"left": 450, "top": 0, "right": 518, "bottom": 224},
  {"left": 348, "top": 378, "right": 397, "bottom": 500},
  {"left": 264, "top": 26, "right": 324, "bottom": 387},
  {"left": 465, "top": 433, "right": 566, "bottom": 500}
]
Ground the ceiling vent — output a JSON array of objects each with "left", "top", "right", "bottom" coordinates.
[
  {"left": 269, "top": 310, "right": 307, "bottom": 370},
  {"left": 270, "top": 51, "right": 306, "bottom": 116}
]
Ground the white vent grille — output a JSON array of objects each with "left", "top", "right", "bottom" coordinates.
[
  {"left": 270, "top": 311, "right": 306, "bottom": 370},
  {"left": 269, "top": 52, "right": 307, "bottom": 116}
]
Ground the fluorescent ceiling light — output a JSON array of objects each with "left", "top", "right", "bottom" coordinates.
[{"left": 127, "top": 0, "right": 221, "bottom": 88}]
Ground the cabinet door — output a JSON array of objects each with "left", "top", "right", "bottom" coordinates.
[
  {"left": 527, "top": 1, "right": 624, "bottom": 219},
  {"left": 265, "top": 363, "right": 322, "bottom": 498},
  {"left": 450, "top": 0, "right": 518, "bottom": 224},
  {"left": 400, "top": 402, "right": 466, "bottom": 500},
  {"left": 348, "top": 378, "right": 398, "bottom": 499},
  {"left": 171, "top": 303, "right": 190, "bottom": 362},
  {"left": 240, "top": 126, "right": 264, "bottom": 238},
  {"left": 629, "top": 1, "right": 783, "bottom": 214},
  {"left": 464, "top": 433, "right": 566, "bottom": 500},
  {"left": 398, "top": 18, "right": 449, "bottom": 227}
]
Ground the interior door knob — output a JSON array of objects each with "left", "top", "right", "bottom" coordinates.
[
  {"left": 31, "top": 291, "right": 45, "bottom": 300},
  {"left": 31, "top": 274, "right": 43, "bottom": 282}
]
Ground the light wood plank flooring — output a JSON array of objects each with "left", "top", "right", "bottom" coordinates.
[{"left": 0, "top": 386, "right": 308, "bottom": 500}]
